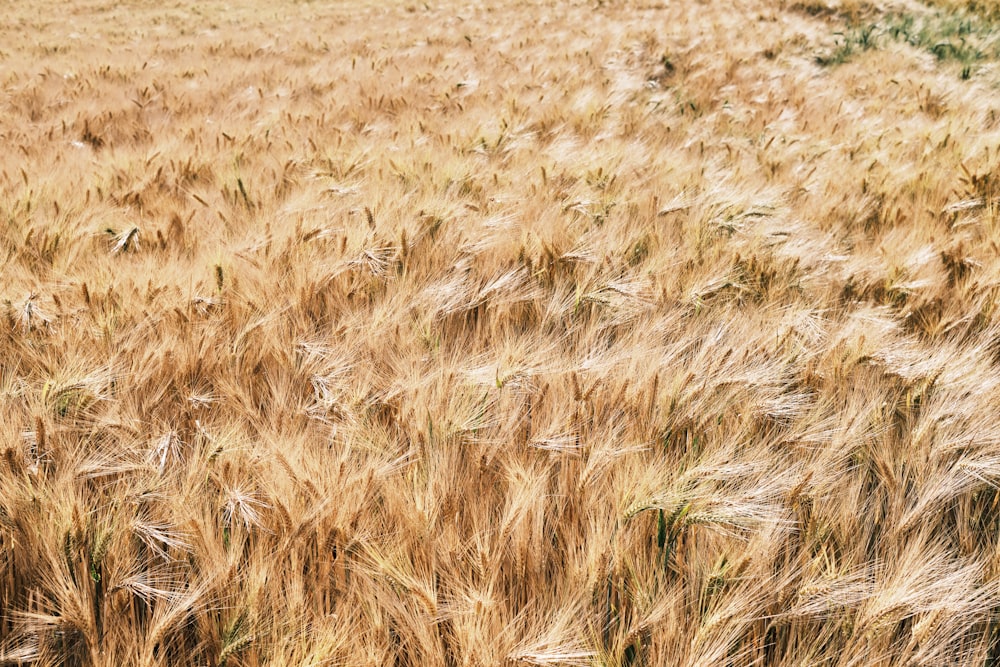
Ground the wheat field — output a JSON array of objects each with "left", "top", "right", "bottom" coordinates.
[{"left": 3, "top": 0, "right": 1000, "bottom": 664}]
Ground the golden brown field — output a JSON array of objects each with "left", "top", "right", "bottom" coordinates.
[{"left": 5, "top": 0, "right": 1000, "bottom": 664}]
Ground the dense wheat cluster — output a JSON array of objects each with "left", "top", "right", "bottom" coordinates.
[{"left": 6, "top": 0, "right": 1000, "bottom": 664}]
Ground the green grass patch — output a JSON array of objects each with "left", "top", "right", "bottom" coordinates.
[{"left": 818, "top": 5, "right": 1000, "bottom": 77}]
